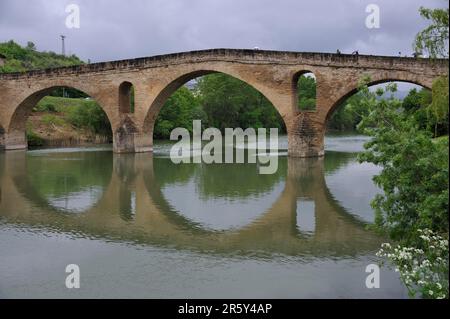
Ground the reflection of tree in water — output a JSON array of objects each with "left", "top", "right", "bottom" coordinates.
[
  {"left": 0, "top": 151, "right": 384, "bottom": 256},
  {"left": 27, "top": 151, "right": 113, "bottom": 198},
  {"left": 23, "top": 151, "right": 113, "bottom": 213},
  {"left": 153, "top": 157, "right": 198, "bottom": 186},
  {"left": 153, "top": 156, "right": 287, "bottom": 200},
  {"left": 324, "top": 151, "right": 358, "bottom": 174}
]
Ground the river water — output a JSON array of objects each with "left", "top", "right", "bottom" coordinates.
[{"left": 0, "top": 134, "right": 408, "bottom": 298}]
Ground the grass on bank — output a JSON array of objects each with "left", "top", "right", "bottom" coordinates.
[{"left": 26, "top": 96, "right": 112, "bottom": 146}]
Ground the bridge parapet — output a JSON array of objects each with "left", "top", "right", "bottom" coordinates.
[{"left": 0, "top": 49, "right": 447, "bottom": 80}]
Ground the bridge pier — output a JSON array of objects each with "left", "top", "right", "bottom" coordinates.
[
  {"left": 2, "top": 131, "right": 27, "bottom": 151},
  {"left": 287, "top": 113, "right": 325, "bottom": 158},
  {"left": 113, "top": 131, "right": 153, "bottom": 153},
  {"left": 113, "top": 117, "right": 152, "bottom": 153}
]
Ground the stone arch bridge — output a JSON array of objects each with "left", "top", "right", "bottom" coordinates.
[{"left": 0, "top": 49, "right": 447, "bottom": 156}]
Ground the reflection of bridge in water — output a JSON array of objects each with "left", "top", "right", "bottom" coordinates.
[{"left": 0, "top": 151, "right": 382, "bottom": 256}]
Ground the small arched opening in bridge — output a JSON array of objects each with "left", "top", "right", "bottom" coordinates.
[
  {"left": 146, "top": 70, "right": 287, "bottom": 141},
  {"left": 325, "top": 79, "right": 434, "bottom": 150},
  {"left": 8, "top": 86, "right": 113, "bottom": 150},
  {"left": 119, "top": 81, "right": 135, "bottom": 114},
  {"left": 294, "top": 71, "right": 317, "bottom": 111}
]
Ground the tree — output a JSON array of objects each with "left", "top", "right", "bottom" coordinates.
[
  {"left": 154, "top": 86, "right": 206, "bottom": 139},
  {"left": 356, "top": 79, "right": 449, "bottom": 245},
  {"left": 402, "top": 88, "right": 431, "bottom": 113},
  {"left": 26, "top": 41, "right": 36, "bottom": 51},
  {"left": 328, "top": 93, "right": 369, "bottom": 131},
  {"left": 0, "top": 40, "right": 84, "bottom": 73},
  {"left": 50, "top": 87, "right": 89, "bottom": 98},
  {"left": 197, "top": 73, "right": 285, "bottom": 133},
  {"left": 358, "top": 5, "right": 449, "bottom": 299},
  {"left": 297, "top": 74, "right": 316, "bottom": 110},
  {"left": 414, "top": 6, "right": 449, "bottom": 58},
  {"left": 428, "top": 76, "right": 449, "bottom": 137}
]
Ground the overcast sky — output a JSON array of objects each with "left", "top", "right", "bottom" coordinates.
[{"left": 0, "top": 0, "right": 447, "bottom": 62}]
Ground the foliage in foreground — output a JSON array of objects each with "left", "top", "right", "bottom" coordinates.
[
  {"left": 377, "top": 229, "right": 448, "bottom": 299},
  {"left": 357, "top": 81, "right": 449, "bottom": 245},
  {"left": 356, "top": 78, "right": 449, "bottom": 299},
  {"left": 414, "top": 6, "right": 449, "bottom": 58},
  {"left": 361, "top": 4, "right": 449, "bottom": 298},
  {"left": 403, "top": 76, "right": 450, "bottom": 137},
  {"left": 428, "top": 76, "right": 449, "bottom": 136}
]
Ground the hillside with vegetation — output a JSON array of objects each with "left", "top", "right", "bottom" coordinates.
[
  {"left": 0, "top": 40, "right": 83, "bottom": 72},
  {"left": 28, "top": 96, "right": 112, "bottom": 147},
  {"left": 0, "top": 40, "right": 111, "bottom": 147}
]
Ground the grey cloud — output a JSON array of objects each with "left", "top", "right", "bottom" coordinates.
[{"left": 0, "top": 0, "right": 447, "bottom": 62}]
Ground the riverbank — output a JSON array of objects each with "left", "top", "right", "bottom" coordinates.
[{"left": 26, "top": 96, "right": 112, "bottom": 147}]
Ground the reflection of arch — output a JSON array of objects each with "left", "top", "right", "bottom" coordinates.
[
  {"left": 6, "top": 150, "right": 355, "bottom": 229},
  {"left": 7, "top": 150, "right": 113, "bottom": 215},
  {"left": 142, "top": 69, "right": 286, "bottom": 136},
  {"left": 6, "top": 86, "right": 114, "bottom": 147},
  {"left": 0, "top": 151, "right": 383, "bottom": 256},
  {"left": 326, "top": 78, "right": 431, "bottom": 121},
  {"left": 145, "top": 158, "right": 287, "bottom": 233}
]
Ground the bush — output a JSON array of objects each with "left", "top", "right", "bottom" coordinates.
[
  {"left": 35, "top": 101, "right": 57, "bottom": 112},
  {"left": 66, "top": 100, "right": 111, "bottom": 135},
  {"left": 357, "top": 81, "right": 449, "bottom": 245},
  {"left": 41, "top": 114, "right": 65, "bottom": 127},
  {"left": 26, "top": 127, "right": 44, "bottom": 146},
  {"left": 377, "top": 229, "right": 448, "bottom": 299},
  {"left": 0, "top": 40, "right": 84, "bottom": 73}
]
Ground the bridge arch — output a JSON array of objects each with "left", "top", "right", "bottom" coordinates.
[
  {"left": 5, "top": 85, "right": 114, "bottom": 150},
  {"left": 142, "top": 69, "right": 287, "bottom": 138},
  {"left": 5, "top": 150, "right": 114, "bottom": 215},
  {"left": 325, "top": 75, "right": 433, "bottom": 122}
]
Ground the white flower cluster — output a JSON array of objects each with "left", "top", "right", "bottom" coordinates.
[{"left": 376, "top": 229, "right": 448, "bottom": 299}]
